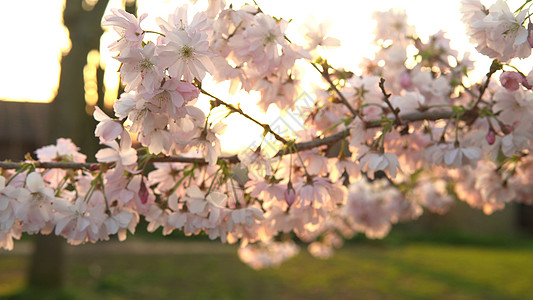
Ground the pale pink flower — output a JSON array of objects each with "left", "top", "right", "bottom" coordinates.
[
  {"left": 246, "top": 179, "right": 285, "bottom": 209},
  {"left": 144, "top": 204, "right": 170, "bottom": 234},
  {"left": 146, "top": 79, "right": 198, "bottom": 119},
  {"left": 412, "top": 180, "right": 454, "bottom": 214},
  {"left": 300, "top": 16, "right": 340, "bottom": 50},
  {"left": 113, "top": 92, "right": 138, "bottom": 120},
  {"left": 443, "top": 145, "right": 481, "bottom": 168},
  {"left": 148, "top": 162, "right": 185, "bottom": 193},
  {"left": 190, "top": 122, "right": 226, "bottom": 166},
  {"left": 390, "top": 91, "right": 424, "bottom": 115},
  {"left": 185, "top": 186, "right": 227, "bottom": 223},
  {"left": 372, "top": 9, "right": 414, "bottom": 43},
  {"left": 158, "top": 30, "right": 215, "bottom": 82},
  {"left": 230, "top": 206, "right": 264, "bottom": 227},
  {"left": 95, "top": 134, "right": 137, "bottom": 167},
  {"left": 475, "top": 163, "right": 515, "bottom": 207},
  {"left": 499, "top": 123, "right": 532, "bottom": 157},
  {"left": 94, "top": 106, "right": 123, "bottom": 142},
  {"left": 0, "top": 222, "right": 22, "bottom": 251},
  {"left": 238, "top": 147, "right": 274, "bottom": 178},
  {"left": 156, "top": 4, "right": 210, "bottom": 35},
  {"left": 35, "top": 138, "right": 86, "bottom": 188},
  {"left": 328, "top": 158, "right": 361, "bottom": 183},
  {"left": 343, "top": 180, "right": 392, "bottom": 239},
  {"left": 116, "top": 42, "right": 163, "bottom": 96},
  {"left": 493, "top": 88, "right": 533, "bottom": 124},
  {"left": 15, "top": 172, "right": 58, "bottom": 233},
  {"left": 0, "top": 176, "right": 24, "bottom": 231},
  {"left": 460, "top": 0, "right": 498, "bottom": 58},
  {"left": 300, "top": 150, "right": 329, "bottom": 175},
  {"left": 295, "top": 177, "right": 333, "bottom": 209},
  {"left": 102, "top": 9, "right": 147, "bottom": 52},
  {"left": 425, "top": 143, "right": 481, "bottom": 168},
  {"left": 359, "top": 152, "right": 401, "bottom": 179},
  {"left": 167, "top": 193, "right": 188, "bottom": 229},
  {"left": 104, "top": 204, "right": 137, "bottom": 241},
  {"left": 462, "top": 0, "right": 530, "bottom": 61},
  {"left": 53, "top": 197, "right": 106, "bottom": 245},
  {"left": 35, "top": 138, "right": 86, "bottom": 163}
]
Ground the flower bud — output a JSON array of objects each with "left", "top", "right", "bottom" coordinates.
[
  {"left": 486, "top": 129, "right": 495, "bottom": 145},
  {"left": 284, "top": 182, "right": 296, "bottom": 207},
  {"left": 522, "top": 76, "right": 533, "bottom": 89},
  {"left": 499, "top": 72, "right": 522, "bottom": 91},
  {"left": 502, "top": 124, "right": 513, "bottom": 135},
  {"left": 400, "top": 71, "right": 411, "bottom": 89},
  {"left": 139, "top": 179, "right": 149, "bottom": 204}
]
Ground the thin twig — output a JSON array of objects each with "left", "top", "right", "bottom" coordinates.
[
  {"left": 379, "top": 77, "right": 402, "bottom": 126},
  {"left": 200, "top": 88, "right": 288, "bottom": 144},
  {"left": 311, "top": 62, "right": 358, "bottom": 117},
  {"left": 473, "top": 60, "right": 500, "bottom": 109}
]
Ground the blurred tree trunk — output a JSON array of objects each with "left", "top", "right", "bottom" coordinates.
[{"left": 28, "top": 0, "right": 109, "bottom": 289}]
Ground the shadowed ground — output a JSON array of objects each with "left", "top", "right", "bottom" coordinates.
[{"left": 1, "top": 235, "right": 533, "bottom": 300}]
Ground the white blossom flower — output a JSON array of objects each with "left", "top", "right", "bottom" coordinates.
[
  {"left": 158, "top": 30, "right": 214, "bottom": 82},
  {"left": 102, "top": 9, "right": 147, "bottom": 52},
  {"left": 359, "top": 152, "right": 401, "bottom": 179}
]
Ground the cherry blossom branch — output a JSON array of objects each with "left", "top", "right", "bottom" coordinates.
[
  {"left": 0, "top": 109, "right": 460, "bottom": 171},
  {"left": 472, "top": 60, "right": 501, "bottom": 109},
  {"left": 0, "top": 161, "right": 101, "bottom": 170},
  {"left": 199, "top": 88, "right": 289, "bottom": 144},
  {"left": 379, "top": 77, "right": 402, "bottom": 126},
  {"left": 311, "top": 62, "right": 358, "bottom": 117},
  {"left": 365, "top": 110, "right": 454, "bottom": 128}
]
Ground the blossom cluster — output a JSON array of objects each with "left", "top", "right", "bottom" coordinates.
[{"left": 2, "top": 0, "right": 533, "bottom": 268}]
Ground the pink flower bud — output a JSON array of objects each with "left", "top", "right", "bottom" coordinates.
[
  {"left": 502, "top": 124, "right": 513, "bottom": 135},
  {"left": 522, "top": 76, "right": 533, "bottom": 89},
  {"left": 284, "top": 182, "right": 296, "bottom": 207},
  {"left": 486, "top": 129, "right": 495, "bottom": 145},
  {"left": 499, "top": 72, "right": 522, "bottom": 91},
  {"left": 139, "top": 179, "right": 149, "bottom": 204},
  {"left": 400, "top": 71, "right": 411, "bottom": 89}
]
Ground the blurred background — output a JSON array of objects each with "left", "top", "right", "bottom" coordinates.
[{"left": 0, "top": 0, "right": 532, "bottom": 299}]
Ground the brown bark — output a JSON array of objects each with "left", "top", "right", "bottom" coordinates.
[{"left": 28, "top": 0, "right": 109, "bottom": 289}]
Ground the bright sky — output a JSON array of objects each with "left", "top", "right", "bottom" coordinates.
[{"left": 0, "top": 0, "right": 527, "bottom": 152}]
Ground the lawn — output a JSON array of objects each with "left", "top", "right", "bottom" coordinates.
[{"left": 1, "top": 235, "right": 533, "bottom": 300}]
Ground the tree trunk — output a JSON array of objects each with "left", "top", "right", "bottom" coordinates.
[{"left": 27, "top": 0, "right": 109, "bottom": 289}]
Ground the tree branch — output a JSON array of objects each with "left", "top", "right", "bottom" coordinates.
[
  {"left": 0, "top": 109, "right": 459, "bottom": 171},
  {"left": 379, "top": 77, "right": 402, "bottom": 126},
  {"left": 311, "top": 62, "right": 358, "bottom": 117}
]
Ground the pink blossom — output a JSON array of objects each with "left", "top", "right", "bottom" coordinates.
[
  {"left": 102, "top": 9, "right": 147, "bottom": 52},
  {"left": 95, "top": 134, "right": 137, "bottom": 167},
  {"left": 158, "top": 30, "right": 215, "bottom": 82},
  {"left": 359, "top": 152, "right": 401, "bottom": 179},
  {"left": 116, "top": 42, "right": 163, "bottom": 96},
  {"left": 94, "top": 106, "right": 123, "bottom": 142}
]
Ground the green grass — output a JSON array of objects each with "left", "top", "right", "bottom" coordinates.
[{"left": 1, "top": 237, "right": 533, "bottom": 300}]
